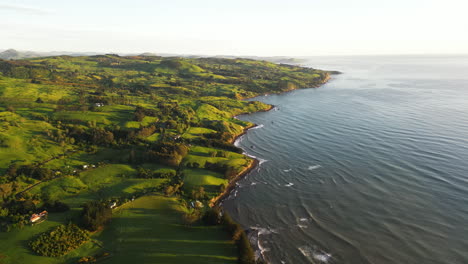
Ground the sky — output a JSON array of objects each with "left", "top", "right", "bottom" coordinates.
[{"left": 1, "top": 0, "right": 468, "bottom": 56}]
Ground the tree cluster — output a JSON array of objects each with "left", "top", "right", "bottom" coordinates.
[
  {"left": 81, "top": 201, "right": 112, "bottom": 231},
  {"left": 29, "top": 223, "right": 90, "bottom": 257},
  {"left": 136, "top": 167, "right": 176, "bottom": 179},
  {"left": 7, "top": 164, "right": 54, "bottom": 181},
  {"left": 146, "top": 142, "right": 189, "bottom": 166},
  {"left": 221, "top": 212, "right": 256, "bottom": 264}
]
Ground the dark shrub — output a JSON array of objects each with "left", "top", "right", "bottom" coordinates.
[{"left": 81, "top": 201, "right": 112, "bottom": 231}]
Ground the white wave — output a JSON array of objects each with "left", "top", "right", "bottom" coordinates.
[
  {"left": 250, "top": 226, "right": 278, "bottom": 236},
  {"left": 298, "top": 246, "right": 312, "bottom": 258},
  {"left": 258, "top": 243, "right": 270, "bottom": 254},
  {"left": 283, "top": 169, "right": 292, "bottom": 172},
  {"left": 299, "top": 246, "right": 332, "bottom": 263},
  {"left": 236, "top": 182, "right": 245, "bottom": 188},
  {"left": 251, "top": 182, "right": 258, "bottom": 186},
  {"left": 247, "top": 154, "right": 257, "bottom": 159},
  {"left": 313, "top": 252, "right": 332, "bottom": 262},
  {"left": 299, "top": 218, "right": 308, "bottom": 222},
  {"left": 285, "top": 182, "right": 294, "bottom": 187},
  {"left": 250, "top": 124, "right": 264, "bottom": 130},
  {"left": 244, "top": 153, "right": 268, "bottom": 166},
  {"left": 308, "top": 165, "right": 322, "bottom": 170},
  {"left": 234, "top": 135, "right": 245, "bottom": 147},
  {"left": 297, "top": 224, "right": 308, "bottom": 229}
]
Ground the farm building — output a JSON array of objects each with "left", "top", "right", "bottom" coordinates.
[{"left": 30, "top": 211, "right": 48, "bottom": 223}]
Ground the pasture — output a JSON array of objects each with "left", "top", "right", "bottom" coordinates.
[{"left": 95, "top": 195, "right": 237, "bottom": 264}]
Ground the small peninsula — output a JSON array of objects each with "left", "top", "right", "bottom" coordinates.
[{"left": 0, "top": 54, "right": 330, "bottom": 264}]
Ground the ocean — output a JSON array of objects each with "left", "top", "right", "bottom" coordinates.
[{"left": 222, "top": 55, "right": 468, "bottom": 264}]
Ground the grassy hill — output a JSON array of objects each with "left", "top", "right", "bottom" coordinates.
[
  {"left": 0, "top": 54, "right": 330, "bottom": 263},
  {"left": 96, "top": 195, "right": 237, "bottom": 264}
]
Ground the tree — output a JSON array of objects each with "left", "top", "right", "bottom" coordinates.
[
  {"left": 42, "top": 200, "right": 70, "bottom": 213},
  {"left": 237, "top": 232, "right": 256, "bottom": 264},
  {"left": 191, "top": 187, "right": 206, "bottom": 200},
  {"left": 182, "top": 210, "right": 201, "bottom": 226},
  {"left": 219, "top": 183, "right": 227, "bottom": 193},
  {"left": 202, "top": 207, "right": 221, "bottom": 225},
  {"left": 6, "top": 105, "right": 14, "bottom": 112},
  {"left": 81, "top": 201, "right": 112, "bottom": 231},
  {"left": 164, "top": 186, "right": 174, "bottom": 196},
  {"left": 35, "top": 97, "right": 44, "bottom": 103}
]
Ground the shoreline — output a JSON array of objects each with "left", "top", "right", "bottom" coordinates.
[
  {"left": 209, "top": 73, "right": 332, "bottom": 263},
  {"left": 209, "top": 104, "right": 274, "bottom": 208},
  {"left": 212, "top": 73, "right": 332, "bottom": 208}
]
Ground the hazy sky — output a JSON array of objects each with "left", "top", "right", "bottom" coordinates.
[{"left": 1, "top": 0, "right": 468, "bottom": 56}]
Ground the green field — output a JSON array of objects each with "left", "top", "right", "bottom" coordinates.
[
  {"left": 0, "top": 212, "right": 100, "bottom": 264},
  {"left": 95, "top": 195, "right": 237, "bottom": 264},
  {"left": 0, "top": 54, "right": 330, "bottom": 263},
  {"left": 184, "top": 169, "right": 227, "bottom": 188},
  {"left": 28, "top": 164, "right": 167, "bottom": 208}
]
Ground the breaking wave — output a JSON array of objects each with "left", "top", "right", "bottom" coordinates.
[
  {"left": 299, "top": 246, "right": 333, "bottom": 263},
  {"left": 308, "top": 165, "right": 322, "bottom": 170}
]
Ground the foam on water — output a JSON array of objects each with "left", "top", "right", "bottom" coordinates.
[
  {"left": 249, "top": 226, "right": 278, "bottom": 261},
  {"left": 251, "top": 124, "right": 265, "bottom": 130},
  {"left": 299, "top": 246, "right": 333, "bottom": 263},
  {"left": 234, "top": 134, "right": 245, "bottom": 147},
  {"left": 308, "top": 165, "right": 322, "bottom": 170},
  {"left": 242, "top": 153, "right": 268, "bottom": 166},
  {"left": 314, "top": 252, "right": 333, "bottom": 263},
  {"left": 250, "top": 226, "right": 278, "bottom": 235}
]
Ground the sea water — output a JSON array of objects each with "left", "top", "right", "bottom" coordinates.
[{"left": 222, "top": 55, "right": 468, "bottom": 264}]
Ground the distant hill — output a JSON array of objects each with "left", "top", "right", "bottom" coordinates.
[
  {"left": 0, "top": 49, "right": 42, "bottom": 60},
  {"left": 0, "top": 49, "right": 102, "bottom": 60},
  {"left": 0, "top": 49, "right": 306, "bottom": 66}
]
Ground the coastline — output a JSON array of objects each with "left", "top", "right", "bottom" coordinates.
[
  {"left": 209, "top": 104, "right": 274, "bottom": 208},
  {"left": 212, "top": 73, "right": 332, "bottom": 208},
  {"left": 208, "top": 72, "right": 332, "bottom": 263}
]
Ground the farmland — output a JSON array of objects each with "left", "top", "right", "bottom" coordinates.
[{"left": 0, "top": 54, "right": 330, "bottom": 263}]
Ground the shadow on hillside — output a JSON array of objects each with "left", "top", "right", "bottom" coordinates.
[{"left": 96, "top": 206, "right": 237, "bottom": 264}]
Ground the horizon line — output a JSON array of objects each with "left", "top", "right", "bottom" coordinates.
[{"left": 1, "top": 48, "right": 468, "bottom": 58}]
